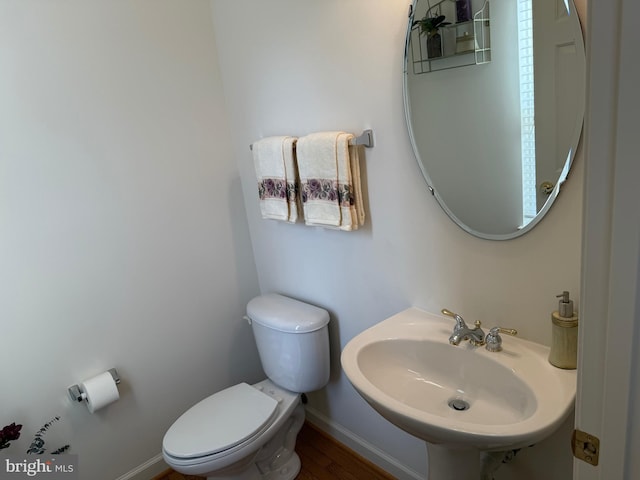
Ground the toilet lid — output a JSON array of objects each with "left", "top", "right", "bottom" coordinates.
[{"left": 163, "top": 383, "right": 278, "bottom": 459}]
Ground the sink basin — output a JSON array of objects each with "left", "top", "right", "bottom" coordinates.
[{"left": 341, "top": 307, "right": 576, "bottom": 452}]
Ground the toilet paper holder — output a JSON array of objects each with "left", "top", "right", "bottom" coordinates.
[{"left": 68, "top": 368, "right": 120, "bottom": 402}]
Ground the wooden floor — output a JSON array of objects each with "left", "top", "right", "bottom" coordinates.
[{"left": 154, "top": 421, "right": 395, "bottom": 480}]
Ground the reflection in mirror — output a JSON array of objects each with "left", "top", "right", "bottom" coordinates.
[{"left": 404, "top": 0, "right": 585, "bottom": 240}]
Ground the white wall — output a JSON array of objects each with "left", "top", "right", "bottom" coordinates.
[
  {"left": 212, "top": 0, "right": 584, "bottom": 478},
  {"left": 0, "top": 2, "right": 263, "bottom": 479}
]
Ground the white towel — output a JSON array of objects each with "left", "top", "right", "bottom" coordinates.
[
  {"left": 252, "top": 136, "right": 299, "bottom": 222},
  {"left": 346, "top": 141, "right": 365, "bottom": 230},
  {"left": 297, "top": 131, "right": 365, "bottom": 230}
]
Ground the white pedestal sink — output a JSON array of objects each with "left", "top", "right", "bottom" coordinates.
[{"left": 340, "top": 308, "right": 576, "bottom": 479}]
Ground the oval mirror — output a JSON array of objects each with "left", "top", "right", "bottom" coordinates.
[{"left": 403, "top": 0, "right": 585, "bottom": 240}]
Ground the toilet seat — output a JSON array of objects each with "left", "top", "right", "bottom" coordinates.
[{"left": 163, "top": 383, "right": 279, "bottom": 459}]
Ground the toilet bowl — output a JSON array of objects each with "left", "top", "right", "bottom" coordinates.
[
  {"left": 162, "top": 294, "right": 330, "bottom": 480},
  {"left": 163, "top": 380, "right": 304, "bottom": 479}
]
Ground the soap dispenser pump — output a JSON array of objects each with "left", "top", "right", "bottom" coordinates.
[{"left": 548, "top": 291, "right": 579, "bottom": 369}]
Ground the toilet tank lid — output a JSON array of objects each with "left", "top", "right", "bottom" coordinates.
[{"left": 247, "top": 293, "right": 329, "bottom": 333}]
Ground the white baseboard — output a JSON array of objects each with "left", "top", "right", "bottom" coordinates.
[
  {"left": 304, "top": 406, "right": 424, "bottom": 480},
  {"left": 114, "top": 453, "right": 168, "bottom": 480}
]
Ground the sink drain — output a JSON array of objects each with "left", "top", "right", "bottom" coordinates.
[{"left": 448, "top": 398, "right": 470, "bottom": 411}]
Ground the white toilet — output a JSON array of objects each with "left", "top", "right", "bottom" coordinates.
[{"left": 162, "top": 293, "right": 330, "bottom": 480}]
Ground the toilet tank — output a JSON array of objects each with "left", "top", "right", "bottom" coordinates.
[{"left": 247, "top": 293, "right": 330, "bottom": 393}]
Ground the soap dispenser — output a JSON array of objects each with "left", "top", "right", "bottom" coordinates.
[{"left": 548, "top": 291, "right": 579, "bottom": 369}]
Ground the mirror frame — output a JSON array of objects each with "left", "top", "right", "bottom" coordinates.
[{"left": 403, "top": 0, "right": 586, "bottom": 240}]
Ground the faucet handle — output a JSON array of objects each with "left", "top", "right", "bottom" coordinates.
[
  {"left": 441, "top": 308, "right": 457, "bottom": 318},
  {"left": 490, "top": 326, "right": 517, "bottom": 336},
  {"left": 485, "top": 326, "right": 518, "bottom": 352}
]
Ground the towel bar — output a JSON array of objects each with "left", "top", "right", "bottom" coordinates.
[{"left": 250, "top": 129, "right": 374, "bottom": 150}]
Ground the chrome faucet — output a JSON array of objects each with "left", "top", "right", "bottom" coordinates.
[{"left": 441, "top": 309, "right": 485, "bottom": 346}]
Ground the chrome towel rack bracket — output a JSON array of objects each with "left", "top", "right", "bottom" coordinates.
[{"left": 350, "top": 129, "right": 374, "bottom": 148}]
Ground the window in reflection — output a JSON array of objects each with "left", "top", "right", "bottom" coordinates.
[{"left": 518, "top": 0, "right": 536, "bottom": 226}]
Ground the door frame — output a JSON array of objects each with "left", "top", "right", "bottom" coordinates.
[{"left": 576, "top": 0, "right": 640, "bottom": 478}]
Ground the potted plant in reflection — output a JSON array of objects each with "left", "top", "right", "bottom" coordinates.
[{"left": 414, "top": 14, "right": 451, "bottom": 59}]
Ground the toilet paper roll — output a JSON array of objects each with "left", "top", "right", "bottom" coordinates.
[{"left": 80, "top": 371, "right": 120, "bottom": 413}]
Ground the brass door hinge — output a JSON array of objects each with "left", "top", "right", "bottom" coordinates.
[{"left": 572, "top": 429, "right": 600, "bottom": 466}]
